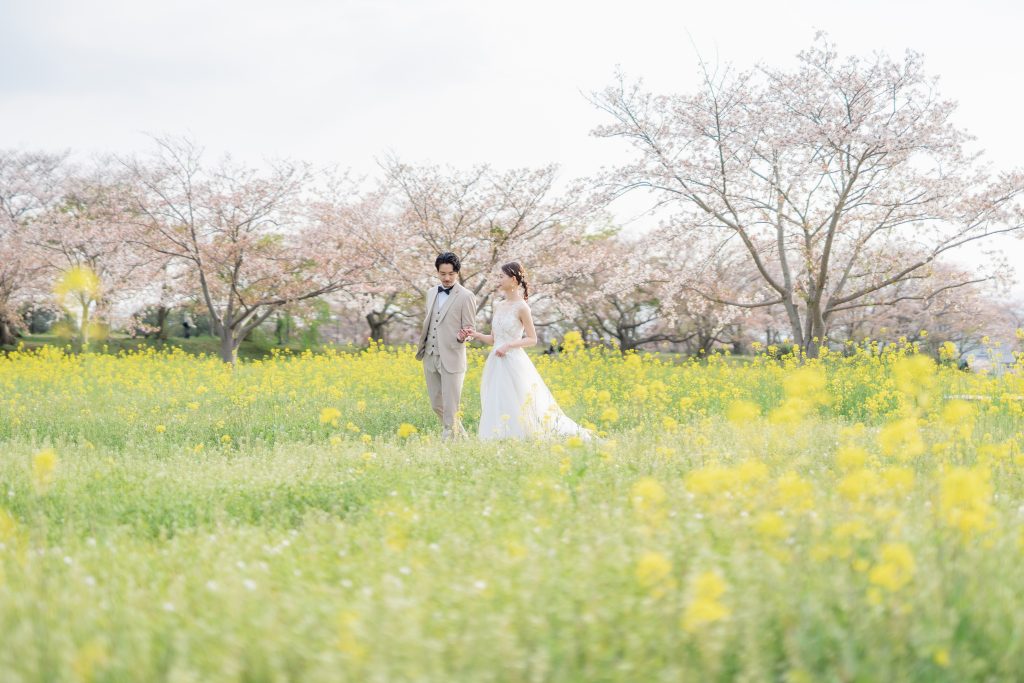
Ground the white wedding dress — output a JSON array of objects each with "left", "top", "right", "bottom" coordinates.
[{"left": 478, "top": 300, "right": 591, "bottom": 441}]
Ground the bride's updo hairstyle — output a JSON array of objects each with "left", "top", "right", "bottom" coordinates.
[{"left": 501, "top": 262, "right": 530, "bottom": 300}]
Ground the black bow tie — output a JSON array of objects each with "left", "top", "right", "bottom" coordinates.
[{"left": 438, "top": 285, "right": 454, "bottom": 295}]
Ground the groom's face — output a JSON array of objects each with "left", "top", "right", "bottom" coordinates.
[{"left": 437, "top": 264, "right": 457, "bottom": 289}]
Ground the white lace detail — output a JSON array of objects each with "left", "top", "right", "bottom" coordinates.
[{"left": 492, "top": 301, "right": 525, "bottom": 347}]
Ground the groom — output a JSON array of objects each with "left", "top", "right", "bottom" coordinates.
[{"left": 416, "top": 252, "right": 478, "bottom": 441}]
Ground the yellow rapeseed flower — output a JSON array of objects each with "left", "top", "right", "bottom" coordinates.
[
  {"left": 631, "top": 477, "right": 667, "bottom": 507},
  {"left": 892, "top": 354, "right": 936, "bottom": 408},
  {"left": 635, "top": 552, "right": 674, "bottom": 597},
  {"left": 753, "top": 512, "right": 788, "bottom": 540},
  {"left": 939, "top": 341, "right": 958, "bottom": 361},
  {"left": 941, "top": 399, "right": 975, "bottom": 425},
  {"left": 834, "top": 520, "right": 873, "bottom": 541},
  {"left": 682, "top": 571, "right": 730, "bottom": 633},
  {"left": 737, "top": 460, "right": 769, "bottom": 483},
  {"left": 776, "top": 471, "right": 814, "bottom": 511},
  {"left": 939, "top": 467, "right": 994, "bottom": 537},
  {"left": 978, "top": 441, "right": 1012, "bottom": 465},
  {"left": 941, "top": 399, "right": 976, "bottom": 440},
  {"left": 881, "top": 467, "right": 915, "bottom": 495},
  {"left": 320, "top": 407, "right": 341, "bottom": 427},
  {"left": 684, "top": 466, "right": 732, "bottom": 497},
  {"left": 868, "top": 542, "right": 916, "bottom": 592},
  {"left": 838, "top": 468, "right": 881, "bottom": 502},
  {"left": 53, "top": 265, "right": 101, "bottom": 299},
  {"left": 782, "top": 366, "right": 828, "bottom": 403},
  {"left": 835, "top": 445, "right": 869, "bottom": 470},
  {"left": 726, "top": 400, "right": 760, "bottom": 425},
  {"left": 32, "top": 448, "right": 58, "bottom": 493},
  {"left": 877, "top": 418, "right": 925, "bottom": 460},
  {"left": 0, "top": 508, "right": 17, "bottom": 542},
  {"left": 561, "top": 331, "right": 584, "bottom": 353},
  {"left": 631, "top": 477, "right": 667, "bottom": 527}
]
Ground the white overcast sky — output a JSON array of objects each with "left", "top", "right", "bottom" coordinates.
[{"left": 2, "top": 0, "right": 1022, "bottom": 291}]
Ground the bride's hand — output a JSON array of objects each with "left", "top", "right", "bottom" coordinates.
[{"left": 495, "top": 344, "right": 511, "bottom": 357}]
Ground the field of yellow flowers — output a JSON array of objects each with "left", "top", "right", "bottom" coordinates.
[{"left": 1, "top": 338, "right": 1023, "bottom": 681}]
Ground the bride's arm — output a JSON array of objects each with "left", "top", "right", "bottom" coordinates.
[{"left": 469, "top": 329, "right": 494, "bottom": 345}]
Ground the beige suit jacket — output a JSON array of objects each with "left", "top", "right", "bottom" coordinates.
[{"left": 415, "top": 282, "right": 478, "bottom": 374}]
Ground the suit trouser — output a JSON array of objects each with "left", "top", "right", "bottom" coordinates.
[{"left": 423, "top": 353, "right": 466, "bottom": 433}]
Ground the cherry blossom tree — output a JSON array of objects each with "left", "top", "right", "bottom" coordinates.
[
  {"left": 323, "top": 182, "right": 426, "bottom": 343},
  {"left": 551, "top": 235, "right": 682, "bottom": 351},
  {"left": 128, "top": 257, "right": 197, "bottom": 340},
  {"left": 380, "top": 157, "right": 599, "bottom": 315},
  {"left": 27, "top": 165, "right": 173, "bottom": 334},
  {"left": 121, "top": 137, "right": 372, "bottom": 363},
  {"left": 1008, "top": 298, "right": 1024, "bottom": 335},
  {"left": 0, "top": 223, "right": 37, "bottom": 346},
  {"left": 830, "top": 261, "right": 1012, "bottom": 359},
  {"left": 591, "top": 34, "right": 1024, "bottom": 356},
  {"left": 562, "top": 233, "right": 757, "bottom": 354},
  {"left": 0, "top": 149, "right": 68, "bottom": 346}
]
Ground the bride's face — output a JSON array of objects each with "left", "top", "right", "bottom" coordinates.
[{"left": 495, "top": 270, "right": 514, "bottom": 292}]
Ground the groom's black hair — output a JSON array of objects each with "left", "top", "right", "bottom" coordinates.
[{"left": 435, "top": 252, "right": 461, "bottom": 272}]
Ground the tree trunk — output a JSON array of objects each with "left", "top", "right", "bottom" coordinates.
[
  {"left": 366, "top": 312, "right": 387, "bottom": 344},
  {"left": 156, "top": 306, "right": 171, "bottom": 340},
  {"left": 0, "top": 317, "right": 18, "bottom": 346},
  {"left": 275, "top": 313, "right": 291, "bottom": 345},
  {"left": 74, "top": 300, "right": 90, "bottom": 354},
  {"left": 698, "top": 333, "right": 715, "bottom": 356},
  {"left": 615, "top": 323, "right": 635, "bottom": 353},
  {"left": 806, "top": 330, "right": 827, "bottom": 358},
  {"left": 804, "top": 302, "right": 828, "bottom": 358},
  {"left": 775, "top": 286, "right": 805, "bottom": 352},
  {"left": 219, "top": 330, "right": 237, "bottom": 365}
]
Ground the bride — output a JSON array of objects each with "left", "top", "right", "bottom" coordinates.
[{"left": 464, "top": 262, "right": 591, "bottom": 441}]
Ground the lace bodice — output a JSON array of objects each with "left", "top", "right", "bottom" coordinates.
[{"left": 492, "top": 301, "right": 526, "bottom": 347}]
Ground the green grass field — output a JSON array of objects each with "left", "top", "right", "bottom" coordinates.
[{"left": 1, "top": 342, "right": 1023, "bottom": 681}]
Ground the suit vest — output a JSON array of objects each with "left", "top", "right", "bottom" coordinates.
[{"left": 425, "top": 293, "right": 448, "bottom": 356}]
